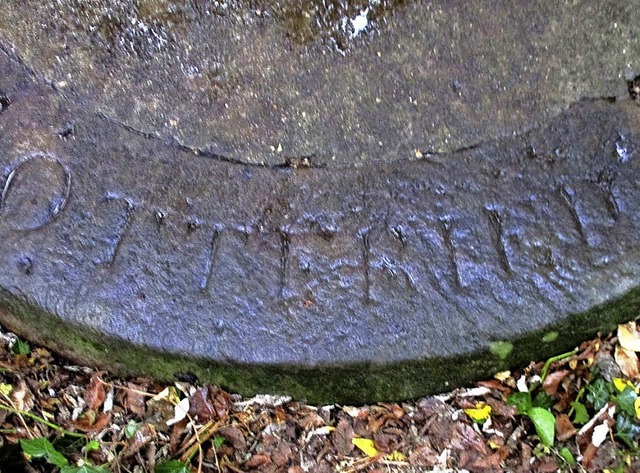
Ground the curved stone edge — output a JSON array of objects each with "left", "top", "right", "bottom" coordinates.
[{"left": 2, "top": 287, "right": 639, "bottom": 404}]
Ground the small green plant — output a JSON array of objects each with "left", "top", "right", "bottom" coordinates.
[
  {"left": 156, "top": 459, "right": 191, "bottom": 473},
  {"left": 10, "top": 337, "right": 30, "bottom": 355},
  {"left": 508, "top": 391, "right": 556, "bottom": 447},
  {"left": 584, "top": 376, "right": 640, "bottom": 448},
  {"left": 20, "top": 437, "right": 109, "bottom": 473},
  {"left": 558, "top": 446, "right": 575, "bottom": 465},
  {"left": 20, "top": 438, "right": 68, "bottom": 469}
]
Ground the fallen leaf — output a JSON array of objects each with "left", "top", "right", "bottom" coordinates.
[
  {"left": 342, "top": 405, "right": 362, "bottom": 417},
  {"left": 121, "top": 422, "right": 156, "bottom": 459},
  {"left": 217, "top": 425, "right": 247, "bottom": 451},
  {"left": 581, "top": 442, "right": 598, "bottom": 469},
  {"left": 74, "top": 411, "right": 112, "bottom": 433},
  {"left": 451, "top": 423, "right": 487, "bottom": 454},
  {"left": 188, "top": 387, "right": 214, "bottom": 422},
  {"left": 352, "top": 437, "right": 380, "bottom": 457},
  {"left": 555, "top": 414, "right": 577, "bottom": 441},
  {"left": 208, "top": 386, "right": 233, "bottom": 420},
  {"left": 485, "top": 397, "right": 517, "bottom": 418},
  {"left": 84, "top": 374, "right": 105, "bottom": 411},
  {"left": 332, "top": 418, "right": 355, "bottom": 456},
  {"left": 542, "top": 370, "right": 570, "bottom": 396},
  {"left": 244, "top": 453, "right": 271, "bottom": 468},
  {"left": 166, "top": 397, "right": 190, "bottom": 426},
  {"left": 613, "top": 377, "right": 639, "bottom": 394},
  {"left": 535, "top": 458, "right": 560, "bottom": 472},
  {"left": 591, "top": 422, "right": 609, "bottom": 447},
  {"left": 493, "top": 370, "right": 511, "bottom": 382},
  {"left": 463, "top": 402, "right": 491, "bottom": 423},
  {"left": 618, "top": 322, "right": 640, "bottom": 352},
  {"left": 0, "top": 383, "right": 12, "bottom": 396},
  {"left": 471, "top": 448, "right": 508, "bottom": 470},
  {"left": 373, "top": 432, "right": 398, "bottom": 453},
  {"left": 307, "top": 425, "right": 335, "bottom": 440},
  {"left": 275, "top": 405, "right": 287, "bottom": 423},
  {"left": 615, "top": 345, "right": 640, "bottom": 379},
  {"left": 409, "top": 444, "right": 439, "bottom": 467},
  {"left": 122, "top": 382, "right": 147, "bottom": 417},
  {"left": 478, "top": 378, "right": 512, "bottom": 393},
  {"left": 9, "top": 379, "right": 33, "bottom": 412},
  {"left": 271, "top": 442, "right": 295, "bottom": 467}
]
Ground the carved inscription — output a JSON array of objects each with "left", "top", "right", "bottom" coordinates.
[
  {"left": 199, "top": 229, "right": 220, "bottom": 291},
  {"left": 79, "top": 173, "right": 630, "bottom": 306},
  {"left": 92, "top": 195, "right": 135, "bottom": 266},
  {"left": 56, "top": 129, "right": 632, "bottom": 311},
  {"left": 202, "top": 230, "right": 282, "bottom": 318},
  {"left": 1, "top": 154, "right": 71, "bottom": 231},
  {"left": 484, "top": 207, "right": 512, "bottom": 274}
]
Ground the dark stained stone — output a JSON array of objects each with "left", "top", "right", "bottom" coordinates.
[{"left": 0, "top": 1, "right": 639, "bottom": 403}]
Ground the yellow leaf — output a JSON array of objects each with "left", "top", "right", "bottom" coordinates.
[
  {"left": 635, "top": 397, "right": 640, "bottom": 418},
  {"left": 352, "top": 438, "right": 380, "bottom": 457},
  {"left": 0, "top": 383, "right": 12, "bottom": 396},
  {"left": 613, "top": 378, "right": 639, "bottom": 393},
  {"left": 385, "top": 451, "right": 407, "bottom": 461},
  {"left": 618, "top": 322, "right": 640, "bottom": 352},
  {"left": 493, "top": 370, "right": 511, "bottom": 381},
  {"left": 464, "top": 403, "right": 492, "bottom": 423},
  {"left": 488, "top": 440, "right": 501, "bottom": 450}
]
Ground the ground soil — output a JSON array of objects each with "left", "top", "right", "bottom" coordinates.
[{"left": 2, "top": 323, "right": 640, "bottom": 472}]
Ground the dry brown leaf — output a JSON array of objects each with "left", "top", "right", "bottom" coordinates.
[
  {"left": 471, "top": 448, "right": 508, "bottom": 470},
  {"left": 409, "top": 444, "right": 439, "bottom": 467},
  {"left": 271, "top": 442, "right": 295, "bottom": 467},
  {"left": 218, "top": 425, "right": 247, "bottom": 451},
  {"left": 555, "top": 414, "right": 577, "bottom": 441},
  {"left": 542, "top": 370, "right": 570, "bottom": 396},
  {"left": 244, "top": 452, "right": 272, "bottom": 468},
  {"left": 535, "top": 458, "right": 560, "bottom": 472},
  {"left": 478, "top": 379, "right": 512, "bottom": 393},
  {"left": 485, "top": 397, "right": 517, "bottom": 419},
  {"left": 122, "top": 382, "right": 147, "bottom": 417},
  {"left": 73, "top": 411, "right": 112, "bottom": 433},
  {"left": 84, "top": 373, "right": 105, "bottom": 411},
  {"left": 615, "top": 345, "right": 640, "bottom": 379},
  {"left": 618, "top": 321, "right": 640, "bottom": 352},
  {"left": 332, "top": 418, "right": 355, "bottom": 456},
  {"left": 209, "top": 386, "right": 233, "bottom": 420},
  {"left": 275, "top": 405, "right": 287, "bottom": 423},
  {"left": 373, "top": 432, "right": 398, "bottom": 453},
  {"left": 581, "top": 442, "right": 598, "bottom": 469},
  {"left": 451, "top": 423, "right": 487, "bottom": 454},
  {"left": 188, "top": 387, "right": 214, "bottom": 422},
  {"left": 9, "top": 379, "right": 33, "bottom": 412}
]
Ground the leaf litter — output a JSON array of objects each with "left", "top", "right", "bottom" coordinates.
[{"left": 2, "top": 321, "right": 640, "bottom": 471}]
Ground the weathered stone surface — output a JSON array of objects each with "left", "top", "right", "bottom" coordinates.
[{"left": 0, "top": 1, "right": 640, "bottom": 403}]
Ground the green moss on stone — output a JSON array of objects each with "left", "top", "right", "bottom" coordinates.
[{"left": 1, "top": 286, "right": 640, "bottom": 404}]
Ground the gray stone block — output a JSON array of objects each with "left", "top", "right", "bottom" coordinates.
[{"left": 0, "top": 1, "right": 639, "bottom": 402}]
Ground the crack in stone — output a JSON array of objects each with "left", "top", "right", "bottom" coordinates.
[
  {"left": 97, "top": 95, "right": 622, "bottom": 171},
  {"left": 0, "top": 36, "right": 625, "bottom": 171},
  {"left": 96, "top": 112, "right": 297, "bottom": 170},
  {"left": 0, "top": 36, "right": 65, "bottom": 98}
]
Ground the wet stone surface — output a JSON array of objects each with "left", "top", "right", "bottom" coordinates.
[{"left": 0, "top": 1, "right": 639, "bottom": 402}]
